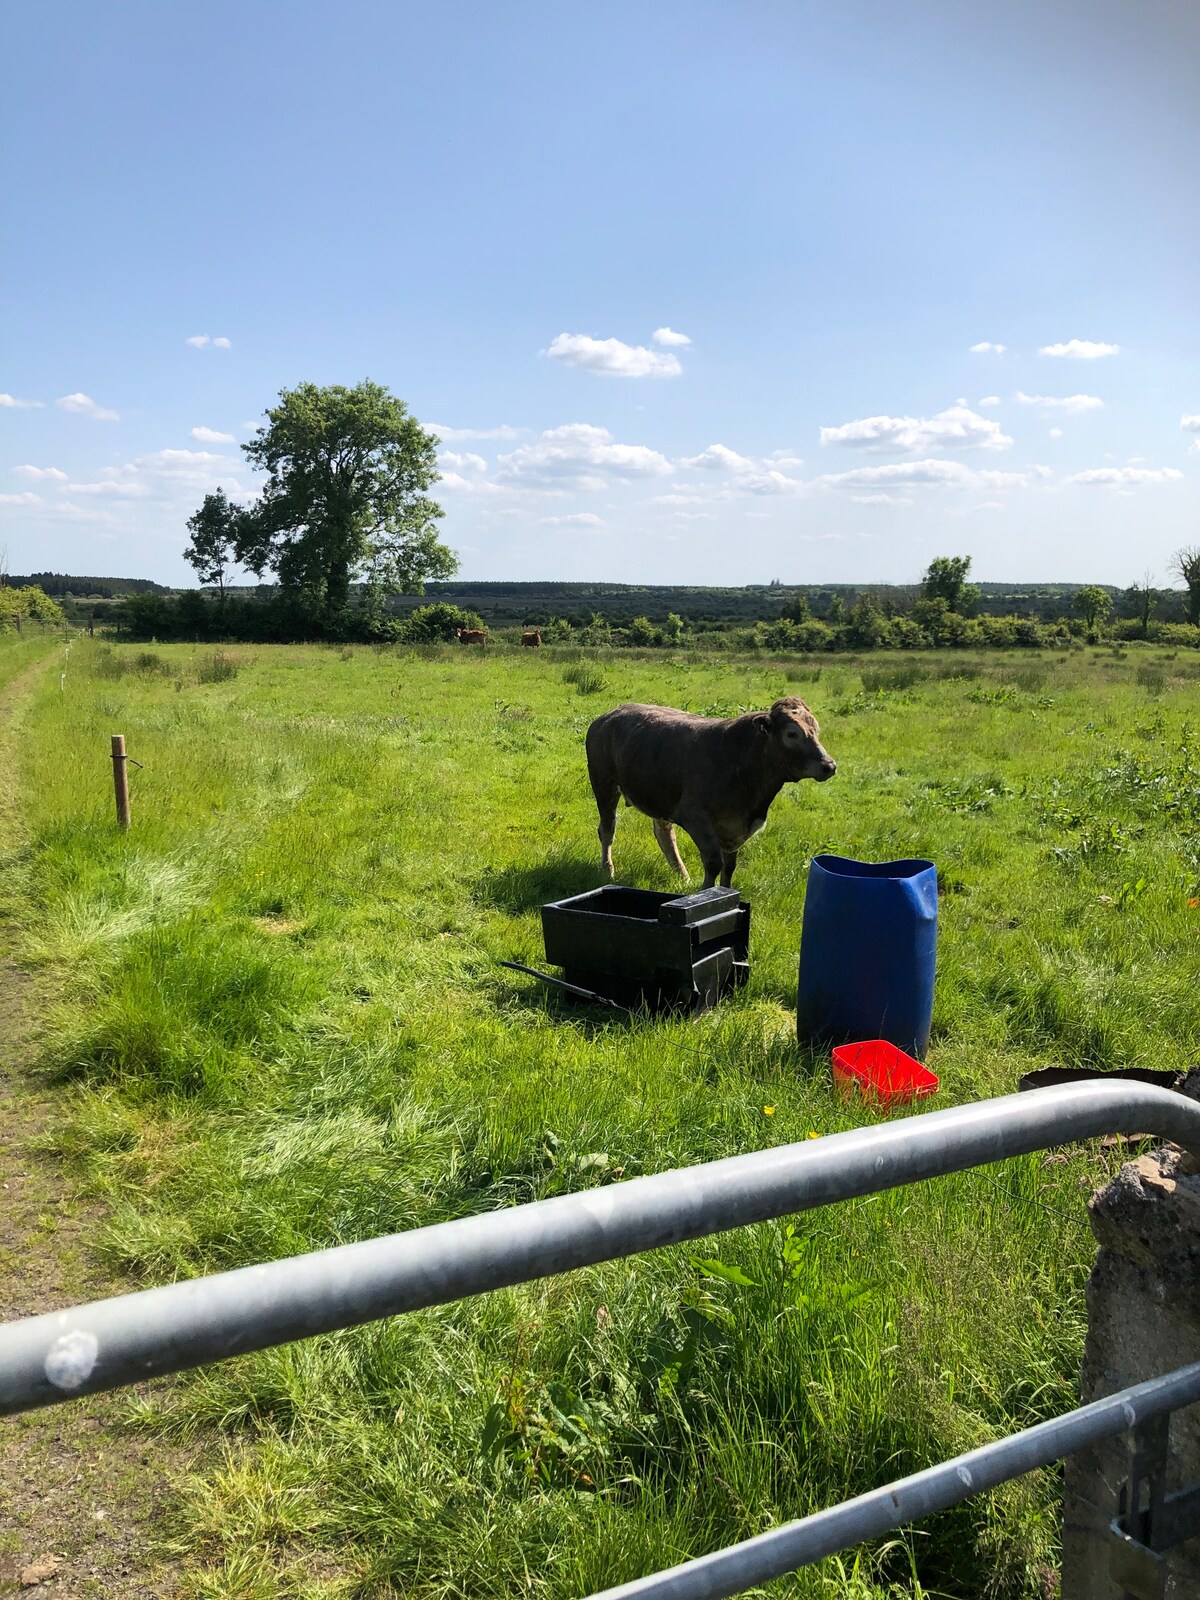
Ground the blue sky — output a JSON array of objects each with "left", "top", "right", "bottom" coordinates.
[{"left": 3, "top": 0, "right": 1198, "bottom": 588}]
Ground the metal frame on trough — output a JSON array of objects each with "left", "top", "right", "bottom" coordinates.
[{"left": 3, "top": 1080, "right": 1200, "bottom": 1594}]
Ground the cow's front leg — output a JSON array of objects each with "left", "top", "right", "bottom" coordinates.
[
  {"left": 719, "top": 849, "right": 739, "bottom": 887},
  {"left": 679, "top": 818, "right": 723, "bottom": 889}
]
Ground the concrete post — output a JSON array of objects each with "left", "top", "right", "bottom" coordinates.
[{"left": 1062, "top": 1134, "right": 1200, "bottom": 1597}]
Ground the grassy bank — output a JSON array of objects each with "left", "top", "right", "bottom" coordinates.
[{"left": 8, "top": 635, "right": 1200, "bottom": 1598}]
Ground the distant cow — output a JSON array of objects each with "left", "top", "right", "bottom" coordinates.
[
  {"left": 457, "top": 628, "right": 487, "bottom": 645},
  {"left": 521, "top": 630, "right": 542, "bottom": 648},
  {"left": 585, "top": 697, "right": 836, "bottom": 888}
]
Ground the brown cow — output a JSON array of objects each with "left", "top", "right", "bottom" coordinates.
[
  {"left": 521, "top": 630, "right": 542, "bottom": 647},
  {"left": 457, "top": 628, "right": 487, "bottom": 645},
  {"left": 585, "top": 697, "right": 836, "bottom": 888}
]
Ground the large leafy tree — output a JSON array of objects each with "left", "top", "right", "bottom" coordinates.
[
  {"left": 237, "top": 381, "right": 457, "bottom": 619},
  {"left": 920, "top": 555, "right": 981, "bottom": 615}
]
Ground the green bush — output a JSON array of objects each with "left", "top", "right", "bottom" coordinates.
[
  {"left": 401, "top": 602, "right": 484, "bottom": 643},
  {"left": 196, "top": 651, "right": 240, "bottom": 684}
]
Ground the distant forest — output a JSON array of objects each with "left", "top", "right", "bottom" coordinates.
[
  {"left": 8, "top": 572, "right": 169, "bottom": 600},
  {"left": 16, "top": 573, "right": 1189, "bottom": 626}
]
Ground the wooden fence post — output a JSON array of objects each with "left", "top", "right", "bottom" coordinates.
[{"left": 111, "top": 735, "right": 131, "bottom": 831}]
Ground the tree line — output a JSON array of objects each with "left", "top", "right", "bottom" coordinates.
[{"left": 113, "top": 377, "right": 1194, "bottom": 650}]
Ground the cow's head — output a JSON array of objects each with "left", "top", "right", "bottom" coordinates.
[{"left": 764, "top": 697, "right": 837, "bottom": 782}]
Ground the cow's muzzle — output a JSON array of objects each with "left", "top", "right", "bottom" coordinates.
[{"left": 815, "top": 758, "right": 837, "bottom": 782}]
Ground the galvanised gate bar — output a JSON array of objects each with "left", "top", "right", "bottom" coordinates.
[{"left": 3, "top": 1081, "right": 1200, "bottom": 1597}]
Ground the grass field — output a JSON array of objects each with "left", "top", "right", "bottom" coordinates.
[{"left": 5, "top": 633, "right": 1200, "bottom": 1599}]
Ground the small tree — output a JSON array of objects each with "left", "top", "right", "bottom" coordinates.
[
  {"left": 1074, "top": 585, "right": 1113, "bottom": 632},
  {"left": 239, "top": 380, "right": 458, "bottom": 625},
  {"left": 1171, "top": 547, "right": 1200, "bottom": 626},
  {"left": 626, "top": 615, "right": 658, "bottom": 646},
  {"left": 184, "top": 488, "right": 242, "bottom": 601},
  {"left": 1128, "top": 570, "right": 1157, "bottom": 637},
  {"left": 921, "top": 555, "right": 981, "bottom": 615}
]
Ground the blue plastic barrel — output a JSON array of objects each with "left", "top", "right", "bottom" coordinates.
[{"left": 796, "top": 855, "right": 938, "bottom": 1059}]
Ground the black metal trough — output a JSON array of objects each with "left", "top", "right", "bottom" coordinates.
[{"left": 539, "top": 884, "right": 750, "bottom": 1013}]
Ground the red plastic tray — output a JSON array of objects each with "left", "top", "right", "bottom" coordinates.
[{"left": 831, "top": 1039, "right": 939, "bottom": 1106}]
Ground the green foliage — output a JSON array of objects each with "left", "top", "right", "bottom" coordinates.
[
  {"left": 237, "top": 380, "right": 459, "bottom": 620},
  {"left": 0, "top": 583, "right": 65, "bottom": 628},
  {"left": 921, "top": 556, "right": 981, "bottom": 616},
  {"left": 1073, "top": 585, "right": 1113, "bottom": 631},
  {"left": 185, "top": 489, "right": 244, "bottom": 596},
  {"left": 196, "top": 651, "right": 240, "bottom": 684},
  {"left": 562, "top": 662, "right": 607, "bottom": 695},
  {"left": 1172, "top": 546, "right": 1200, "bottom": 626},
  {"left": 401, "top": 602, "right": 483, "bottom": 642}
]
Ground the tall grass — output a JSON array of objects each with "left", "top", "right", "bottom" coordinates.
[{"left": 9, "top": 636, "right": 1200, "bottom": 1598}]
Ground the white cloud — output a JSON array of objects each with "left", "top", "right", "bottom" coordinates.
[
  {"left": 852, "top": 492, "right": 912, "bottom": 505},
  {"left": 546, "top": 333, "right": 682, "bottom": 378},
  {"left": 977, "top": 466, "right": 1051, "bottom": 489},
  {"left": 1182, "top": 414, "right": 1200, "bottom": 434},
  {"left": 819, "top": 405, "right": 1012, "bottom": 454},
  {"left": 428, "top": 423, "right": 524, "bottom": 441},
  {"left": 0, "top": 393, "right": 44, "bottom": 409},
  {"left": 1049, "top": 427, "right": 1064, "bottom": 439},
  {"left": 56, "top": 392, "right": 119, "bottom": 421},
  {"left": 53, "top": 501, "right": 120, "bottom": 524},
  {"left": 1038, "top": 340, "right": 1119, "bottom": 359},
  {"left": 190, "top": 425, "right": 237, "bottom": 443},
  {"left": 1066, "top": 466, "right": 1183, "bottom": 486},
  {"left": 680, "top": 442, "right": 804, "bottom": 496},
  {"left": 212, "top": 336, "right": 232, "bottom": 349},
  {"left": 66, "top": 478, "right": 153, "bottom": 499},
  {"left": 11, "top": 464, "right": 67, "bottom": 481},
  {"left": 541, "top": 512, "right": 604, "bottom": 527},
  {"left": 438, "top": 450, "right": 487, "bottom": 474},
  {"left": 0, "top": 491, "right": 42, "bottom": 506},
  {"left": 652, "top": 327, "right": 691, "bottom": 347},
  {"left": 497, "top": 423, "right": 673, "bottom": 489},
  {"left": 683, "top": 443, "right": 757, "bottom": 472},
  {"left": 185, "top": 334, "right": 232, "bottom": 349},
  {"left": 978, "top": 396, "right": 1001, "bottom": 408},
  {"left": 970, "top": 342, "right": 1006, "bottom": 354},
  {"left": 52, "top": 448, "right": 252, "bottom": 509},
  {"left": 1015, "top": 391, "right": 1104, "bottom": 414},
  {"left": 814, "top": 458, "right": 1048, "bottom": 494}
]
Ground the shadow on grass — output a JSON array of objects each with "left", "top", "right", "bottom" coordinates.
[
  {"left": 502, "top": 984, "right": 642, "bottom": 1035},
  {"left": 474, "top": 856, "right": 603, "bottom": 913}
]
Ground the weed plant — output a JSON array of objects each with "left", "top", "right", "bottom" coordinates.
[{"left": 5, "top": 634, "right": 1200, "bottom": 1598}]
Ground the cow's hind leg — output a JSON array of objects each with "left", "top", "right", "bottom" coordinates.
[{"left": 653, "top": 819, "right": 690, "bottom": 881}]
